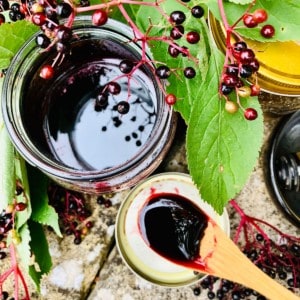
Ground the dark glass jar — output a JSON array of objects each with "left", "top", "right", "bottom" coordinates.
[
  {"left": 2, "top": 16, "right": 177, "bottom": 194},
  {"left": 267, "top": 111, "right": 300, "bottom": 226}
]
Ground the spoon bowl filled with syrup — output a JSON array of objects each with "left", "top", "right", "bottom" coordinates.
[{"left": 115, "top": 172, "right": 230, "bottom": 287}]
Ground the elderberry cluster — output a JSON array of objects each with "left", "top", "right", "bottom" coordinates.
[
  {"left": 221, "top": 7, "right": 275, "bottom": 121},
  {"left": 0, "top": 0, "right": 26, "bottom": 23},
  {"left": 48, "top": 183, "right": 93, "bottom": 245},
  {"left": 161, "top": 6, "right": 204, "bottom": 105},
  {"left": 221, "top": 40, "right": 260, "bottom": 120}
]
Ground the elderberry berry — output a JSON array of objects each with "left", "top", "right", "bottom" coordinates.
[
  {"left": 243, "top": 13, "right": 258, "bottom": 28},
  {"left": 55, "top": 25, "right": 73, "bottom": 41},
  {"left": 261, "top": 24, "right": 275, "bottom": 38},
  {"left": 32, "top": 12, "right": 47, "bottom": 26},
  {"left": 244, "top": 107, "right": 258, "bottom": 121},
  {"left": 116, "top": 101, "right": 130, "bottom": 114},
  {"left": 183, "top": 67, "right": 196, "bottom": 79},
  {"left": 207, "top": 291, "right": 215, "bottom": 299},
  {"left": 45, "top": 6, "right": 57, "bottom": 19},
  {"left": 232, "top": 41, "right": 247, "bottom": 60},
  {"left": 239, "top": 49, "right": 255, "bottom": 64},
  {"left": 155, "top": 65, "right": 171, "bottom": 79},
  {"left": 186, "top": 31, "right": 200, "bottom": 44},
  {"left": 168, "top": 44, "right": 180, "bottom": 57},
  {"left": 249, "top": 59, "right": 260, "bottom": 72},
  {"left": 193, "top": 287, "right": 201, "bottom": 296},
  {"left": 0, "top": 13, "right": 5, "bottom": 24},
  {"left": 240, "top": 65, "right": 253, "bottom": 78},
  {"left": 39, "top": 65, "right": 54, "bottom": 79},
  {"left": 170, "top": 11, "right": 186, "bottom": 25},
  {"left": 92, "top": 9, "right": 108, "bottom": 26},
  {"left": 220, "top": 83, "right": 233, "bottom": 95},
  {"left": 0, "top": 0, "right": 9, "bottom": 12},
  {"left": 74, "top": 236, "right": 82, "bottom": 245},
  {"left": 222, "top": 74, "right": 239, "bottom": 87},
  {"left": 119, "top": 59, "right": 134, "bottom": 74},
  {"left": 56, "top": 3, "right": 73, "bottom": 18},
  {"left": 107, "top": 82, "right": 121, "bottom": 95},
  {"left": 35, "top": 33, "right": 51, "bottom": 48},
  {"left": 10, "top": 3, "right": 21, "bottom": 12},
  {"left": 165, "top": 94, "right": 176, "bottom": 105},
  {"left": 1, "top": 291, "right": 8, "bottom": 299},
  {"left": 56, "top": 41, "right": 70, "bottom": 53},
  {"left": 191, "top": 5, "right": 204, "bottom": 18},
  {"left": 95, "top": 91, "right": 109, "bottom": 111},
  {"left": 170, "top": 25, "right": 184, "bottom": 40},
  {"left": 226, "top": 63, "right": 239, "bottom": 77}
]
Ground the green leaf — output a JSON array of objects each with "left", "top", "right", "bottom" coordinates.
[
  {"left": 207, "top": 0, "right": 300, "bottom": 42},
  {"left": 16, "top": 223, "right": 32, "bottom": 270},
  {"left": 27, "top": 166, "right": 62, "bottom": 237},
  {"left": 14, "top": 151, "right": 32, "bottom": 230},
  {"left": 0, "top": 20, "right": 38, "bottom": 69},
  {"left": 186, "top": 47, "right": 263, "bottom": 214},
  {"left": 28, "top": 220, "right": 52, "bottom": 291},
  {"left": 0, "top": 106, "right": 15, "bottom": 211}
]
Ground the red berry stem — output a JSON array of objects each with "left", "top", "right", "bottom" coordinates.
[{"left": 0, "top": 244, "right": 30, "bottom": 300}]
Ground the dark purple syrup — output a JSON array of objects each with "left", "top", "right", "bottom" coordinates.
[
  {"left": 22, "top": 38, "right": 158, "bottom": 171},
  {"left": 138, "top": 193, "right": 208, "bottom": 262},
  {"left": 43, "top": 59, "right": 157, "bottom": 171}
]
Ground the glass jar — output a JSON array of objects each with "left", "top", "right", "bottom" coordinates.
[
  {"left": 1, "top": 16, "right": 177, "bottom": 194},
  {"left": 115, "top": 172, "right": 230, "bottom": 287}
]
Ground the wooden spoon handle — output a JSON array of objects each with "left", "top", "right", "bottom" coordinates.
[{"left": 200, "top": 223, "right": 299, "bottom": 300}]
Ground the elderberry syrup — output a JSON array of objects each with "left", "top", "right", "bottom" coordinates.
[
  {"left": 42, "top": 58, "right": 157, "bottom": 171},
  {"left": 139, "top": 193, "right": 208, "bottom": 262},
  {"left": 115, "top": 173, "right": 230, "bottom": 287},
  {"left": 2, "top": 17, "right": 177, "bottom": 193}
]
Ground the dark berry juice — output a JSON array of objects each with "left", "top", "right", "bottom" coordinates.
[
  {"left": 138, "top": 193, "right": 208, "bottom": 262},
  {"left": 22, "top": 36, "right": 158, "bottom": 171}
]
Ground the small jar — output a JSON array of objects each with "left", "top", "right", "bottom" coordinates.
[
  {"left": 1, "top": 16, "right": 177, "bottom": 194},
  {"left": 208, "top": 15, "right": 300, "bottom": 114},
  {"left": 115, "top": 172, "right": 230, "bottom": 287}
]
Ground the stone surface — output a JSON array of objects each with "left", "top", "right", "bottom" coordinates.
[{"left": 259, "top": 91, "right": 300, "bottom": 115}]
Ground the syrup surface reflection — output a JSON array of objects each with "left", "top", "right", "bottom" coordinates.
[
  {"left": 44, "top": 58, "right": 157, "bottom": 171},
  {"left": 139, "top": 193, "right": 208, "bottom": 262}
]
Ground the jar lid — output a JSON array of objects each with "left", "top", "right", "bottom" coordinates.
[
  {"left": 209, "top": 15, "right": 300, "bottom": 96},
  {"left": 115, "top": 172, "right": 230, "bottom": 287},
  {"left": 267, "top": 111, "right": 300, "bottom": 226}
]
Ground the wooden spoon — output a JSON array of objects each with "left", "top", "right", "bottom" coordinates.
[{"left": 193, "top": 220, "right": 299, "bottom": 300}]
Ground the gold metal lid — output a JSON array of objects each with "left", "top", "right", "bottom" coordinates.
[{"left": 209, "top": 15, "right": 300, "bottom": 96}]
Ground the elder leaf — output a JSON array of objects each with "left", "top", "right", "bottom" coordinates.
[
  {"left": 16, "top": 223, "right": 32, "bottom": 271},
  {"left": 0, "top": 79, "right": 15, "bottom": 212},
  {"left": 14, "top": 151, "right": 32, "bottom": 230},
  {"left": 27, "top": 166, "right": 62, "bottom": 237},
  {"left": 28, "top": 220, "right": 52, "bottom": 291},
  {"left": 186, "top": 47, "right": 263, "bottom": 214},
  {"left": 0, "top": 20, "right": 38, "bottom": 69}
]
